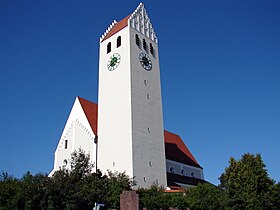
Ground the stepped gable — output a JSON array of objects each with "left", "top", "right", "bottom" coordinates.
[
  {"left": 101, "top": 15, "right": 130, "bottom": 42},
  {"left": 100, "top": 3, "right": 157, "bottom": 43}
]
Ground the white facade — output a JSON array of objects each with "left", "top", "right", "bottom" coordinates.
[
  {"left": 49, "top": 97, "right": 96, "bottom": 176},
  {"left": 50, "top": 3, "right": 204, "bottom": 189},
  {"left": 98, "top": 4, "right": 167, "bottom": 188}
]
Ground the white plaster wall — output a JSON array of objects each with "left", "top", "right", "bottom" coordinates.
[
  {"left": 50, "top": 97, "right": 96, "bottom": 176},
  {"left": 130, "top": 28, "right": 167, "bottom": 188},
  {"left": 97, "top": 27, "right": 133, "bottom": 177},
  {"left": 166, "top": 159, "right": 204, "bottom": 180}
]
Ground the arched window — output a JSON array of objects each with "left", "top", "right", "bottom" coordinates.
[
  {"left": 150, "top": 43, "right": 155, "bottom": 57},
  {"left": 117, "top": 36, "right": 121, "bottom": 48},
  {"left": 143, "top": 39, "right": 147, "bottom": 52},
  {"left": 181, "top": 169, "right": 185, "bottom": 176},
  {"left": 107, "top": 42, "right": 111, "bottom": 54},
  {"left": 63, "top": 159, "right": 67, "bottom": 167},
  {"left": 135, "top": 34, "right": 140, "bottom": 48},
  {"left": 170, "top": 166, "right": 175, "bottom": 173}
]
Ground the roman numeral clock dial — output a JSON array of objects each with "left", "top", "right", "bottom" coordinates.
[{"left": 139, "top": 52, "right": 152, "bottom": 71}]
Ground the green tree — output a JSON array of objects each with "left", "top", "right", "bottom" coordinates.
[
  {"left": 19, "top": 172, "right": 49, "bottom": 210},
  {"left": 219, "top": 153, "right": 276, "bottom": 209},
  {"left": 0, "top": 172, "right": 21, "bottom": 210},
  {"left": 78, "top": 169, "right": 107, "bottom": 208},
  {"left": 186, "top": 183, "right": 225, "bottom": 210},
  {"left": 70, "top": 148, "right": 93, "bottom": 178},
  {"left": 104, "top": 171, "right": 134, "bottom": 209}
]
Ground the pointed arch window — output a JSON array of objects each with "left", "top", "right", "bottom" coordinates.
[
  {"left": 150, "top": 43, "right": 155, "bottom": 57},
  {"left": 143, "top": 39, "right": 148, "bottom": 52},
  {"left": 135, "top": 34, "right": 141, "bottom": 48},
  {"left": 117, "top": 36, "right": 121, "bottom": 48},
  {"left": 107, "top": 42, "right": 111, "bottom": 54}
]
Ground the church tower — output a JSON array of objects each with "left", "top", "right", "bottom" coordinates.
[{"left": 97, "top": 3, "right": 167, "bottom": 188}]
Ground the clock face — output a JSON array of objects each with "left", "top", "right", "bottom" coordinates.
[
  {"left": 139, "top": 53, "right": 152, "bottom": 71},
  {"left": 107, "top": 53, "right": 121, "bottom": 71}
]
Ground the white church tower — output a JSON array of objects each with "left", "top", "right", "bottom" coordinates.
[{"left": 97, "top": 3, "right": 167, "bottom": 188}]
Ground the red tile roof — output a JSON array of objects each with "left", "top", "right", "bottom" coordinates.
[
  {"left": 102, "top": 15, "right": 130, "bottom": 42},
  {"left": 164, "top": 130, "right": 202, "bottom": 168},
  {"left": 77, "top": 96, "right": 201, "bottom": 168},
  {"left": 78, "top": 96, "right": 98, "bottom": 135}
]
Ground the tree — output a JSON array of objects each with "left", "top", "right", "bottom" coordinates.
[
  {"left": 138, "top": 185, "right": 169, "bottom": 209},
  {"left": 0, "top": 172, "right": 21, "bottom": 210},
  {"left": 70, "top": 148, "right": 93, "bottom": 178},
  {"left": 186, "top": 183, "right": 225, "bottom": 210},
  {"left": 138, "top": 185, "right": 188, "bottom": 210},
  {"left": 104, "top": 171, "right": 134, "bottom": 209},
  {"left": 219, "top": 153, "right": 276, "bottom": 209}
]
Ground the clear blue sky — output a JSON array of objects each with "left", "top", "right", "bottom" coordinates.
[{"left": 0, "top": 0, "right": 279, "bottom": 185}]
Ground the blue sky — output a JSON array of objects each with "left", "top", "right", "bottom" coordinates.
[{"left": 0, "top": 0, "right": 279, "bottom": 185}]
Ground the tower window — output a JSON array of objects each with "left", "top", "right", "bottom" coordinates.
[
  {"left": 64, "top": 140, "right": 68, "bottom": 149},
  {"left": 135, "top": 34, "right": 140, "bottom": 48},
  {"left": 147, "top": 94, "right": 150, "bottom": 100},
  {"left": 144, "top": 80, "right": 147, "bottom": 86},
  {"left": 107, "top": 42, "right": 111, "bottom": 54},
  {"left": 147, "top": 127, "right": 150, "bottom": 133},
  {"left": 143, "top": 39, "right": 147, "bottom": 52},
  {"left": 149, "top": 161, "right": 152, "bottom": 167},
  {"left": 150, "top": 43, "right": 155, "bottom": 57},
  {"left": 117, "top": 36, "right": 121, "bottom": 48},
  {"left": 144, "top": 177, "right": 146, "bottom": 182}
]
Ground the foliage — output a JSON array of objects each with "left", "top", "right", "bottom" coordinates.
[
  {"left": 219, "top": 153, "right": 278, "bottom": 210},
  {"left": 1, "top": 152, "right": 279, "bottom": 209},
  {"left": 0, "top": 150, "right": 133, "bottom": 210},
  {"left": 0, "top": 171, "right": 21, "bottom": 210},
  {"left": 185, "top": 183, "right": 225, "bottom": 210},
  {"left": 70, "top": 148, "right": 94, "bottom": 178},
  {"left": 104, "top": 170, "right": 135, "bottom": 209},
  {"left": 138, "top": 185, "right": 188, "bottom": 210}
]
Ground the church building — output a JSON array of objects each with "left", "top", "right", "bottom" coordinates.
[{"left": 50, "top": 3, "right": 204, "bottom": 189}]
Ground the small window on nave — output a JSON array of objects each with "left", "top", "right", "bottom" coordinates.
[
  {"left": 135, "top": 34, "right": 140, "bottom": 48},
  {"left": 65, "top": 140, "right": 68, "bottom": 149},
  {"left": 181, "top": 169, "right": 185, "bottom": 176},
  {"left": 143, "top": 38, "right": 147, "bottom": 52},
  {"left": 117, "top": 36, "right": 121, "bottom": 48},
  {"left": 107, "top": 42, "right": 111, "bottom": 54}
]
